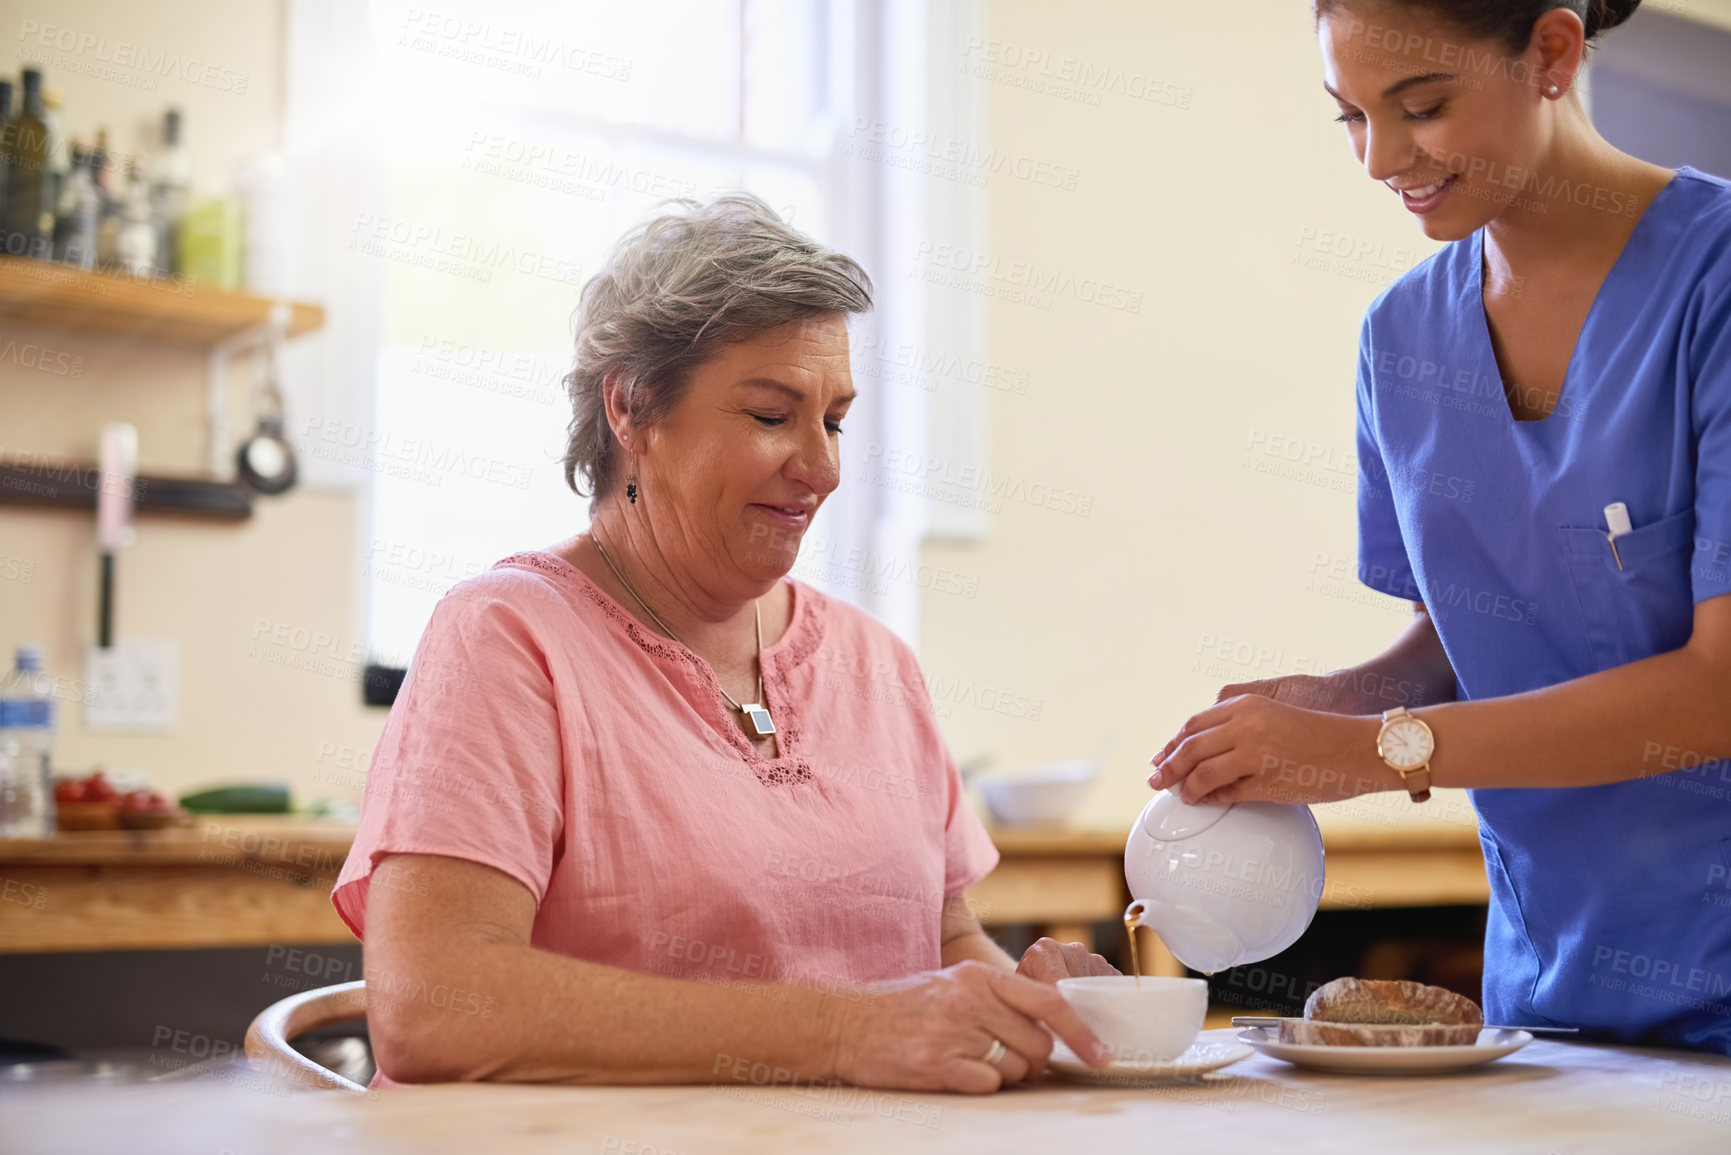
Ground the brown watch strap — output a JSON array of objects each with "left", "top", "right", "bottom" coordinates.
[{"left": 1401, "top": 764, "right": 1432, "bottom": 803}]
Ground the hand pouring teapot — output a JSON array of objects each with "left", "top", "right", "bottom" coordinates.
[{"left": 1123, "top": 789, "right": 1326, "bottom": 973}]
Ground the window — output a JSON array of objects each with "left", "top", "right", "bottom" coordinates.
[
  {"left": 349, "top": 0, "right": 862, "bottom": 666},
  {"left": 280, "top": 0, "right": 984, "bottom": 687}
]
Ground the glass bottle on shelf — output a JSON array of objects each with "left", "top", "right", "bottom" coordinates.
[
  {"left": 90, "top": 128, "right": 111, "bottom": 199},
  {"left": 0, "top": 81, "right": 14, "bottom": 238},
  {"left": 151, "top": 109, "right": 190, "bottom": 275},
  {"left": 1, "top": 67, "right": 53, "bottom": 259},
  {"left": 51, "top": 142, "right": 99, "bottom": 269},
  {"left": 43, "top": 86, "right": 67, "bottom": 214},
  {"left": 93, "top": 128, "right": 121, "bottom": 269},
  {"left": 112, "top": 158, "right": 158, "bottom": 275}
]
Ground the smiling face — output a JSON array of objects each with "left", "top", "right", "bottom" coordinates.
[
  {"left": 1317, "top": 3, "right": 1583, "bottom": 242},
  {"left": 623, "top": 314, "right": 854, "bottom": 597}
]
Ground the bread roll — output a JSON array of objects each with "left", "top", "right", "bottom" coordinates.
[{"left": 1279, "top": 978, "right": 1484, "bottom": 1047}]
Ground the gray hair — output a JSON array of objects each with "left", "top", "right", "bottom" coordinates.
[{"left": 561, "top": 193, "right": 874, "bottom": 499}]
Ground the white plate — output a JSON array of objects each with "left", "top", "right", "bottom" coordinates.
[
  {"left": 1046, "top": 1039, "right": 1254, "bottom": 1086},
  {"left": 1236, "top": 1026, "right": 1535, "bottom": 1074}
]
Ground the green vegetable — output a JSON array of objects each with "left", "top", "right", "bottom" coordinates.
[{"left": 178, "top": 784, "right": 292, "bottom": 813}]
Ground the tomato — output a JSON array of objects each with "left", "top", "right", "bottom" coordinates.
[
  {"left": 54, "top": 779, "right": 87, "bottom": 804},
  {"left": 121, "top": 790, "right": 171, "bottom": 813},
  {"left": 81, "top": 773, "right": 117, "bottom": 805}
]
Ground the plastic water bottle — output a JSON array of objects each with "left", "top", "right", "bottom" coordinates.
[
  {"left": 0, "top": 743, "right": 18, "bottom": 837},
  {"left": 0, "top": 644, "right": 56, "bottom": 837}
]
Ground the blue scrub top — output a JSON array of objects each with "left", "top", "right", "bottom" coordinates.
[{"left": 1354, "top": 167, "right": 1731, "bottom": 1053}]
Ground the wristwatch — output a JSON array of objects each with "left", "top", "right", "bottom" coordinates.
[{"left": 1376, "top": 707, "right": 1434, "bottom": 803}]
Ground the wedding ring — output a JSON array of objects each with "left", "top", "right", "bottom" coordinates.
[{"left": 981, "top": 1038, "right": 1008, "bottom": 1067}]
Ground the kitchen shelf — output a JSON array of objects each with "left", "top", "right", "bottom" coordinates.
[
  {"left": 0, "top": 459, "right": 252, "bottom": 520},
  {"left": 0, "top": 257, "right": 323, "bottom": 347}
]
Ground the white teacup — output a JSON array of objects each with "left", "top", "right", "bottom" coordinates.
[{"left": 1056, "top": 975, "right": 1209, "bottom": 1063}]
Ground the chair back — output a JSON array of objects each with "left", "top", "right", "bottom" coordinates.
[{"left": 244, "top": 979, "right": 369, "bottom": 1092}]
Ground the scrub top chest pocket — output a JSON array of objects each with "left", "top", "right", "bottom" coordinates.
[{"left": 1558, "top": 509, "right": 1698, "bottom": 673}]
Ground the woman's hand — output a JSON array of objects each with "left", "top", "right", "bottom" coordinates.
[
  {"left": 1149, "top": 690, "right": 1396, "bottom": 805},
  {"left": 1016, "top": 938, "right": 1121, "bottom": 984},
  {"left": 1199, "top": 673, "right": 1365, "bottom": 717},
  {"left": 834, "top": 960, "right": 1109, "bottom": 1093}
]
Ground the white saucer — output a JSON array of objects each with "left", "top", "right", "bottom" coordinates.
[
  {"left": 1236, "top": 1026, "right": 1535, "bottom": 1075},
  {"left": 1047, "top": 1039, "right": 1254, "bottom": 1086}
]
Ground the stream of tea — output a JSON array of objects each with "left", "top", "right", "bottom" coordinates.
[{"left": 1123, "top": 899, "right": 1147, "bottom": 987}]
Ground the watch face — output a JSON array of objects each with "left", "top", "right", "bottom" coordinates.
[{"left": 1381, "top": 718, "right": 1434, "bottom": 770}]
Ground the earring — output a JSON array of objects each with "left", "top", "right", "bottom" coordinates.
[
  {"left": 1545, "top": 83, "right": 1561, "bottom": 98},
  {"left": 618, "top": 430, "right": 638, "bottom": 503}
]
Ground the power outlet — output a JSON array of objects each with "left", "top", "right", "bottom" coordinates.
[{"left": 84, "top": 640, "right": 179, "bottom": 733}]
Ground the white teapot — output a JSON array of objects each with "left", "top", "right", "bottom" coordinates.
[{"left": 1123, "top": 790, "right": 1326, "bottom": 973}]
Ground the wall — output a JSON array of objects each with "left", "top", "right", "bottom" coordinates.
[
  {"left": 0, "top": 0, "right": 384, "bottom": 802},
  {"left": 914, "top": 0, "right": 1417, "bottom": 830}
]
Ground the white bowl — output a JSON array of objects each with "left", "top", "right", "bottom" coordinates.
[
  {"left": 1058, "top": 975, "right": 1209, "bottom": 1062},
  {"left": 978, "top": 761, "right": 1095, "bottom": 827}
]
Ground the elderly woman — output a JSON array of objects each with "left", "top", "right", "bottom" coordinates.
[{"left": 334, "top": 194, "right": 1115, "bottom": 1092}]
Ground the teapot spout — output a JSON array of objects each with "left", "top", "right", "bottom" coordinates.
[{"left": 1129, "top": 899, "right": 1248, "bottom": 975}]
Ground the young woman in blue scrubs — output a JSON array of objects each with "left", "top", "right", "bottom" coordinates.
[{"left": 1150, "top": 0, "right": 1731, "bottom": 1053}]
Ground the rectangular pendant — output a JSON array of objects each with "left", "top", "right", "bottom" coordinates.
[{"left": 742, "top": 704, "right": 775, "bottom": 737}]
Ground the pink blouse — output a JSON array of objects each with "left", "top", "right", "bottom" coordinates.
[{"left": 333, "top": 551, "right": 998, "bottom": 1065}]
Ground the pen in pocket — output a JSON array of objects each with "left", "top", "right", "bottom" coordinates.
[{"left": 1604, "top": 502, "right": 1633, "bottom": 571}]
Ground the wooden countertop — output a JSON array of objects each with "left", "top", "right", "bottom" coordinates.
[
  {"left": 0, "top": 817, "right": 362, "bottom": 953},
  {"left": 0, "top": 816, "right": 359, "bottom": 868},
  {"left": 6, "top": 1032, "right": 1726, "bottom": 1152},
  {"left": 2, "top": 805, "right": 1482, "bottom": 867},
  {"left": 988, "top": 798, "right": 1484, "bottom": 856}
]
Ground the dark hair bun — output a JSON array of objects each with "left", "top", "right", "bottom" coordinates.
[{"left": 1586, "top": 0, "right": 1641, "bottom": 38}]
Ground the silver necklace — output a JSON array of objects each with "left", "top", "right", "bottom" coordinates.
[{"left": 591, "top": 534, "right": 776, "bottom": 739}]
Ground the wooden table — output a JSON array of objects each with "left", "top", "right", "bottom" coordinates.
[
  {"left": 6, "top": 1031, "right": 1727, "bottom": 1152},
  {"left": 0, "top": 817, "right": 358, "bottom": 952},
  {"left": 967, "top": 800, "right": 1489, "bottom": 975}
]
